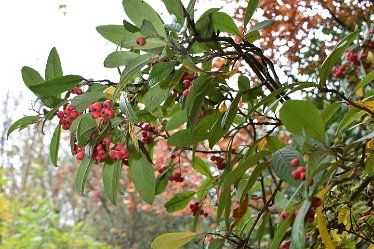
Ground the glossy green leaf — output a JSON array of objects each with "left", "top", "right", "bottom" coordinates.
[
  {"left": 140, "top": 19, "right": 159, "bottom": 37},
  {"left": 122, "top": 0, "right": 166, "bottom": 37},
  {"left": 192, "top": 157, "right": 213, "bottom": 177},
  {"left": 45, "top": 47, "right": 63, "bottom": 81},
  {"left": 279, "top": 100, "right": 325, "bottom": 143},
  {"left": 7, "top": 116, "right": 40, "bottom": 139},
  {"left": 351, "top": 69, "right": 374, "bottom": 95},
  {"left": 336, "top": 107, "right": 365, "bottom": 134},
  {"left": 162, "top": 0, "right": 184, "bottom": 25},
  {"left": 208, "top": 239, "right": 225, "bottom": 249},
  {"left": 151, "top": 232, "right": 198, "bottom": 249},
  {"left": 319, "top": 30, "right": 360, "bottom": 85},
  {"left": 197, "top": 177, "right": 214, "bottom": 201},
  {"left": 270, "top": 213, "right": 294, "bottom": 249},
  {"left": 71, "top": 92, "right": 107, "bottom": 112},
  {"left": 96, "top": 25, "right": 128, "bottom": 46},
  {"left": 240, "top": 162, "right": 269, "bottom": 201},
  {"left": 245, "top": 19, "right": 275, "bottom": 34},
  {"left": 50, "top": 124, "right": 61, "bottom": 167},
  {"left": 75, "top": 155, "right": 94, "bottom": 194},
  {"left": 211, "top": 12, "right": 240, "bottom": 36},
  {"left": 102, "top": 159, "right": 122, "bottom": 205},
  {"left": 144, "top": 84, "right": 171, "bottom": 111},
  {"left": 291, "top": 200, "right": 311, "bottom": 249},
  {"left": 168, "top": 130, "right": 196, "bottom": 147},
  {"left": 243, "top": 0, "right": 259, "bottom": 28},
  {"left": 76, "top": 115, "right": 96, "bottom": 148},
  {"left": 272, "top": 147, "right": 303, "bottom": 188},
  {"left": 114, "top": 53, "right": 155, "bottom": 99},
  {"left": 165, "top": 110, "right": 187, "bottom": 131},
  {"left": 29, "top": 75, "right": 84, "bottom": 96},
  {"left": 119, "top": 92, "right": 139, "bottom": 123},
  {"left": 104, "top": 51, "right": 139, "bottom": 68},
  {"left": 155, "top": 170, "right": 172, "bottom": 195},
  {"left": 266, "top": 136, "right": 284, "bottom": 153},
  {"left": 149, "top": 61, "right": 178, "bottom": 86},
  {"left": 130, "top": 151, "right": 156, "bottom": 204},
  {"left": 21, "top": 66, "right": 44, "bottom": 88},
  {"left": 321, "top": 102, "right": 341, "bottom": 124},
  {"left": 164, "top": 191, "right": 195, "bottom": 213}
]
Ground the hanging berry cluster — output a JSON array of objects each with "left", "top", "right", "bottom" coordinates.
[
  {"left": 210, "top": 155, "right": 226, "bottom": 170},
  {"left": 290, "top": 157, "right": 314, "bottom": 186},
  {"left": 172, "top": 72, "right": 197, "bottom": 97},
  {"left": 138, "top": 122, "right": 157, "bottom": 144},
  {"left": 89, "top": 100, "right": 114, "bottom": 124},
  {"left": 189, "top": 201, "right": 208, "bottom": 217},
  {"left": 57, "top": 104, "right": 83, "bottom": 130}
]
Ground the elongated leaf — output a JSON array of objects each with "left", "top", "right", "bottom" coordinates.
[
  {"left": 244, "top": 0, "right": 259, "bottom": 28},
  {"left": 144, "top": 84, "right": 171, "bottom": 111},
  {"left": 321, "top": 102, "right": 341, "bottom": 124},
  {"left": 351, "top": 70, "right": 374, "bottom": 95},
  {"left": 208, "top": 239, "right": 225, "bottom": 249},
  {"left": 291, "top": 200, "right": 311, "bottom": 249},
  {"left": 240, "top": 162, "right": 269, "bottom": 201},
  {"left": 212, "top": 12, "right": 240, "bottom": 36},
  {"left": 7, "top": 116, "right": 40, "bottom": 139},
  {"left": 96, "top": 25, "right": 128, "bottom": 46},
  {"left": 197, "top": 177, "right": 214, "bottom": 201},
  {"left": 151, "top": 232, "right": 198, "bottom": 249},
  {"left": 272, "top": 147, "right": 303, "bottom": 188},
  {"left": 168, "top": 129, "right": 196, "bottom": 147},
  {"left": 245, "top": 19, "right": 275, "bottom": 35},
  {"left": 130, "top": 151, "right": 156, "bottom": 204},
  {"left": 75, "top": 156, "right": 94, "bottom": 194},
  {"left": 123, "top": 0, "right": 166, "bottom": 37},
  {"left": 336, "top": 107, "right": 365, "bottom": 134},
  {"left": 119, "top": 92, "right": 139, "bottom": 123},
  {"left": 76, "top": 115, "right": 96, "bottom": 148},
  {"left": 149, "top": 61, "right": 178, "bottom": 86},
  {"left": 104, "top": 51, "right": 139, "bottom": 68},
  {"left": 165, "top": 110, "right": 187, "bottom": 131},
  {"left": 29, "top": 75, "right": 84, "bottom": 96},
  {"left": 71, "top": 92, "right": 107, "bottom": 112},
  {"left": 162, "top": 0, "right": 184, "bottom": 25},
  {"left": 366, "top": 153, "right": 374, "bottom": 175},
  {"left": 280, "top": 100, "right": 325, "bottom": 143},
  {"left": 155, "top": 170, "right": 172, "bottom": 195},
  {"left": 316, "top": 206, "right": 336, "bottom": 249},
  {"left": 45, "top": 47, "right": 63, "bottom": 81},
  {"left": 319, "top": 30, "right": 360, "bottom": 85},
  {"left": 192, "top": 157, "right": 213, "bottom": 177},
  {"left": 164, "top": 191, "right": 195, "bottom": 213},
  {"left": 270, "top": 213, "right": 294, "bottom": 249},
  {"left": 102, "top": 159, "right": 122, "bottom": 205},
  {"left": 266, "top": 136, "right": 284, "bottom": 153},
  {"left": 50, "top": 124, "right": 61, "bottom": 167},
  {"left": 114, "top": 53, "right": 155, "bottom": 99},
  {"left": 21, "top": 66, "right": 44, "bottom": 88}
]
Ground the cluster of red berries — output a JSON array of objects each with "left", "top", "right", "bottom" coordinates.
[
  {"left": 71, "top": 86, "right": 84, "bottom": 95},
  {"left": 280, "top": 197, "right": 322, "bottom": 225},
  {"left": 345, "top": 50, "right": 360, "bottom": 66},
  {"left": 290, "top": 158, "right": 314, "bottom": 186},
  {"left": 210, "top": 155, "right": 226, "bottom": 170},
  {"left": 109, "top": 142, "right": 129, "bottom": 165},
  {"left": 332, "top": 65, "right": 346, "bottom": 78},
  {"left": 138, "top": 122, "right": 157, "bottom": 144},
  {"left": 57, "top": 104, "right": 83, "bottom": 130},
  {"left": 190, "top": 202, "right": 208, "bottom": 217},
  {"left": 168, "top": 172, "right": 184, "bottom": 182},
  {"left": 91, "top": 137, "right": 111, "bottom": 162},
  {"left": 172, "top": 72, "right": 197, "bottom": 97},
  {"left": 89, "top": 100, "right": 114, "bottom": 124}
]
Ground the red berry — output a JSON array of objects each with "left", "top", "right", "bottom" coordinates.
[
  {"left": 57, "top": 111, "right": 64, "bottom": 119},
  {"left": 70, "top": 111, "right": 78, "bottom": 119},
  {"left": 290, "top": 158, "right": 299, "bottom": 167},
  {"left": 182, "top": 89, "right": 189, "bottom": 97},
  {"left": 76, "top": 152, "right": 85, "bottom": 160},
  {"left": 312, "top": 197, "right": 322, "bottom": 208},
  {"left": 300, "top": 172, "right": 306, "bottom": 181},
  {"left": 296, "top": 166, "right": 305, "bottom": 172},
  {"left": 280, "top": 211, "right": 290, "bottom": 221},
  {"left": 210, "top": 155, "right": 216, "bottom": 161},
  {"left": 183, "top": 80, "right": 191, "bottom": 88},
  {"left": 103, "top": 100, "right": 112, "bottom": 109},
  {"left": 92, "top": 102, "right": 102, "bottom": 112},
  {"left": 103, "top": 137, "right": 111, "bottom": 145},
  {"left": 308, "top": 178, "right": 314, "bottom": 186},
  {"left": 91, "top": 111, "right": 101, "bottom": 119},
  {"left": 66, "top": 104, "right": 74, "bottom": 111},
  {"left": 291, "top": 170, "right": 301, "bottom": 180},
  {"left": 203, "top": 211, "right": 208, "bottom": 217},
  {"left": 136, "top": 37, "right": 146, "bottom": 45}
]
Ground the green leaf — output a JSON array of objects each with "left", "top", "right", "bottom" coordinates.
[
  {"left": 75, "top": 155, "right": 94, "bottom": 194},
  {"left": 114, "top": 53, "right": 156, "bottom": 99},
  {"left": 192, "top": 157, "right": 213, "bottom": 177},
  {"left": 239, "top": 162, "right": 269, "bottom": 201},
  {"left": 155, "top": 170, "right": 172, "bottom": 195},
  {"left": 272, "top": 147, "right": 303, "bottom": 188},
  {"left": 336, "top": 107, "right": 365, "bottom": 134},
  {"left": 130, "top": 151, "right": 156, "bottom": 204},
  {"left": 365, "top": 153, "right": 374, "bottom": 175},
  {"left": 270, "top": 213, "right": 294, "bottom": 249},
  {"left": 209, "top": 92, "right": 242, "bottom": 148},
  {"left": 76, "top": 115, "right": 96, "bottom": 148},
  {"left": 243, "top": 0, "right": 259, "bottom": 28},
  {"left": 211, "top": 12, "right": 240, "bottom": 36},
  {"left": 321, "top": 102, "right": 341, "bottom": 124},
  {"left": 102, "top": 159, "right": 122, "bottom": 205},
  {"left": 104, "top": 51, "right": 139, "bottom": 68},
  {"left": 151, "top": 232, "right": 198, "bottom": 249},
  {"left": 162, "top": 0, "right": 184, "bottom": 25},
  {"left": 197, "top": 177, "right": 214, "bottom": 201},
  {"left": 279, "top": 100, "right": 325, "bottom": 143},
  {"left": 208, "top": 239, "right": 225, "bottom": 249},
  {"left": 165, "top": 110, "right": 187, "bottom": 131},
  {"left": 141, "top": 19, "right": 159, "bottom": 38},
  {"left": 50, "top": 124, "right": 61, "bottom": 167},
  {"left": 119, "top": 92, "right": 139, "bottom": 123},
  {"left": 149, "top": 61, "right": 178, "bottom": 86},
  {"left": 266, "top": 136, "right": 284, "bottom": 153},
  {"left": 319, "top": 30, "right": 360, "bottom": 85},
  {"left": 7, "top": 116, "right": 40, "bottom": 139},
  {"left": 351, "top": 70, "right": 374, "bottom": 95},
  {"left": 168, "top": 130, "right": 196, "bottom": 147},
  {"left": 144, "top": 84, "right": 171, "bottom": 112},
  {"left": 245, "top": 19, "right": 275, "bottom": 34},
  {"left": 96, "top": 25, "right": 128, "bottom": 46},
  {"left": 21, "top": 66, "right": 44, "bottom": 88},
  {"left": 122, "top": 0, "right": 166, "bottom": 37},
  {"left": 164, "top": 191, "right": 195, "bottom": 213},
  {"left": 45, "top": 47, "right": 63, "bottom": 81},
  {"left": 29, "top": 75, "right": 84, "bottom": 96},
  {"left": 291, "top": 200, "right": 311, "bottom": 249},
  {"left": 71, "top": 92, "right": 107, "bottom": 112}
]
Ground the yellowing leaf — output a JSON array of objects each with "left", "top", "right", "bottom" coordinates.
[
  {"left": 356, "top": 87, "right": 364, "bottom": 97},
  {"left": 367, "top": 51, "right": 374, "bottom": 64},
  {"left": 151, "top": 232, "right": 199, "bottom": 249},
  {"left": 222, "top": 69, "right": 238, "bottom": 79},
  {"left": 367, "top": 139, "right": 373, "bottom": 149},
  {"left": 104, "top": 86, "right": 116, "bottom": 99},
  {"left": 354, "top": 100, "right": 374, "bottom": 111},
  {"left": 128, "top": 123, "right": 139, "bottom": 152},
  {"left": 218, "top": 102, "right": 227, "bottom": 114},
  {"left": 257, "top": 133, "right": 268, "bottom": 150},
  {"left": 317, "top": 206, "right": 336, "bottom": 249},
  {"left": 315, "top": 184, "right": 333, "bottom": 201}
]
